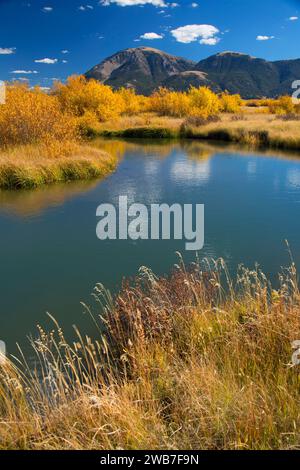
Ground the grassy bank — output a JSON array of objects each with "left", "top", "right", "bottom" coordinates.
[
  {"left": 1, "top": 83, "right": 298, "bottom": 190},
  {"left": 1, "top": 258, "right": 300, "bottom": 450},
  {"left": 0, "top": 84, "right": 119, "bottom": 190},
  {"left": 182, "top": 114, "right": 300, "bottom": 151},
  {"left": 96, "top": 112, "right": 300, "bottom": 152},
  {"left": 0, "top": 144, "right": 117, "bottom": 190}
]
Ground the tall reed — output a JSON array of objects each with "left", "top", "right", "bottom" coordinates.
[{"left": 0, "top": 257, "right": 300, "bottom": 449}]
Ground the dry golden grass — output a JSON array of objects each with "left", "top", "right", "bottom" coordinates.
[
  {"left": 96, "top": 112, "right": 182, "bottom": 132},
  {"left": 185, "top": 113, "right": 300, "bottom": 150},
  {"left": 1, "top": 257, "right": 300, "bottom": 450},
  {"left": 98, "top": 111, "right": 300, "bottom": 152},
  {"left": 0, "top": 144, "right": 117, "bottom": 189}
]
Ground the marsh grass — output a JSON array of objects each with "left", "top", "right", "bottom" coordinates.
[
  {"left": 183, "top": 116, "right": 300, "bottom": 150},
  {"left": 101, "top": 127, "right": 178, "bottom": 139},
  {"left": 0, "top": 144, "right": 117, "bottom": 189},
  {"left": 97, "top": 112, "right": 300, "bottom": 152},
  {"left": 1, "top": 257, "right": 300, "bottom": 450}
]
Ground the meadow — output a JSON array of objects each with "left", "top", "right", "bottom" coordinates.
[
  {"left": 0, "top": 257, "right": 300, "bottom": 450},
  {"left": 0, "top": 77, "right": 300, "bottom": 189}
]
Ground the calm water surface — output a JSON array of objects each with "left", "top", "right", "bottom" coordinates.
[{"left": 1, "top": 139, "right": 300, "bottom": 355}]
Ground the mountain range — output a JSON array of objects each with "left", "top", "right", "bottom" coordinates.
[{"left": 85, "top": 47, "right": 300, "bottom": 99}]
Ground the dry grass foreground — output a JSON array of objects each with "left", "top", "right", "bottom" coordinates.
[{"left": 1, "top": 256, "right": 300, "bottom": 450}]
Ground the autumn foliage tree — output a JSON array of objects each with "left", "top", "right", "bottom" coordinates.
[
  {"left": 0, "top": 83, "right": 77, "bottom": 155},
  {"left": 117, "top": 87, "right": 142, "bottom": 116},
  {"left": 149, "top": 86, "right": 241, "bottom": 118},
  {"left": 188, "top": 86, "right": 221, "bottom": 118},
  {"left": 219, "top": 91, "right": 242, "bottom": 113},
  {"left": 54, "top": 76, "right": 125, "bottom": 123},
  {"left": 268, "top": 96, "right": 296, "bottom": 115},
  {"left": 150, "top": 88, "right": 190, "bottom": 117}
]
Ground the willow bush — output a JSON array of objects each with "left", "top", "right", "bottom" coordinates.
[{"left": 0, "top": 83, "right": 78, "bottom": 156}]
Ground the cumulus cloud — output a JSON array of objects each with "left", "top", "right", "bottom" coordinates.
[
  {"left": 0, "top": 47, "right": 16, "bottom": 55},
  {"left": 101, "top": 0, "right": 166, "bottom": 6},
  {"left": 289, "top": 16, "right": 298, "bottom": 21},
  {"left": 34, "top": 58, "right": 58, "bottom": 64},
  {"left": 200, "top": 37, "right": 220, "bottom": 45},
  {"left": 42, "top": 6, "right": 53, "bottom": 12},
  {"left": 256, "top": 35, "right": 274, "bottom": 41},
  {"left": 171, "top": 24, "right": 220, "bottom": 44},
  {"left": 140, "top": 32, "right": 163, "bottom": 39}
]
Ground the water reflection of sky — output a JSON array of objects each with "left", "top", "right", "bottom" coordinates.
[
  {"left": 287, "top": 168, "right": 300, "bottom": 189},
  {"left": 1, "top": 139, "right": 300, "bottom": 355}
]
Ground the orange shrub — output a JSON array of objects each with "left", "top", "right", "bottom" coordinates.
[
  {"left": 219, "top": 91, "right": 242, "bottom": 113},
  {"left": 188, "top": 86, "right": 221, "bottom": 118},
  {"left": 149, "top": 88, "right": 173, "bottom": 115},
  {"left": 0, "top": 83, "right": 77, "bottom": 152},
  {"left": 117, "top": 88, "right": 142, "bottom": 115},
  {"left": 54, "top": 76, "right": 124, "bottom": 122},
  {"left": 150, "top": 88, "right": 191, "bottom": 117},
  {"left": 268, "top": 96, "right": 295, "bottom": 115}
]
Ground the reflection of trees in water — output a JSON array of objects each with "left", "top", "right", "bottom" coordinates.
[
  {"left": 91, "top": 139, "right": 129, "bottom": 161},
  {"left": 94, "top": 137, "right": 300, "bottom": 164},
  {"left": 93, "top": 138, "right": 179, "bottom": 160},
  {"left": 0, "top": 179, "right": 99, "bottom": 217},
  {"left": 1, "top": 138, "right": 299, "bottom": 218},
  {"left": 180, "top": 141, "right": 214, "bottom": 161},
  {"left": 94, "top": 138, "right": 215, "bottom": 161}
]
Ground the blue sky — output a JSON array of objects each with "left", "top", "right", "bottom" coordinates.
[{"left": 0, "top": 0, "right": 299, "bottom": 87}]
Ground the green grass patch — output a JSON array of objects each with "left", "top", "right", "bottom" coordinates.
[{"left": 100, "top": 127, "right": 178, "bottom": 139}]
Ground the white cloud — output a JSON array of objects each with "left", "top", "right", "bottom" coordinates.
[
  {"left": 171, "top": 24, "right": 219, "bottom": 44},
  {"left": 200, "top": 37, "right": 220, "bottom": 46},
  {"left": 256, "top": 35, "right": 274, "bottom": 41},
  {"left": 79, "top": 4, "right": 94, "bottom": 10},
  {"left": 11, "top": 70, "right": 38, "bottom": 74},
  {"left": 191, "top": 2, "right": 198, "bottom": 7},
  {"left": 140, "top": 32, "right": 163, "bottom": 39},
  {"left": 34, "top": 58, "right": 58, "bottom": 64},
  {"left": 13, "top": 77, "right": 30, "bottom": 82},
  {"left": 42, "top": 6, "right": 53, "bottom": 12},
  {"left": 0, "top": 47, "right": 16, "bottom": 55},
  {"left": 61, "top": 50, "right": 69, "bottom": 54},
  {"left": 101, "top": 0, "right": 166, "bottom": 6},
  {"left": 289, "top": 16, "right": 298, "bottom": 21}
]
